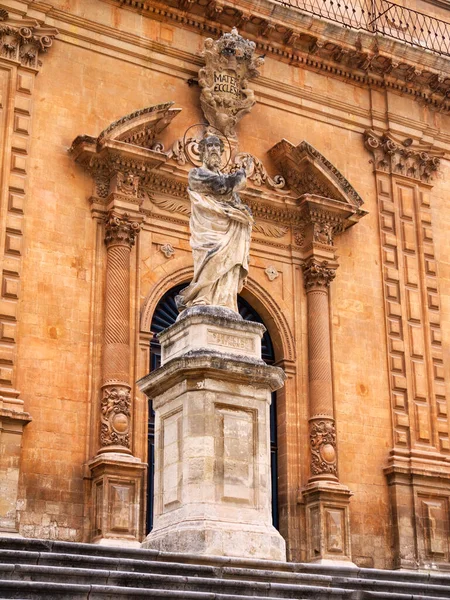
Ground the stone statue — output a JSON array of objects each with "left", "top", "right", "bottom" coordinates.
[{"left": 176, "top": 135, "right": 253, "bottom": 314}]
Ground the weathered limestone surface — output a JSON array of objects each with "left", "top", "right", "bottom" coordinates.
[{"left": 139, "top": 306, "right": 286, "bottom": 560}]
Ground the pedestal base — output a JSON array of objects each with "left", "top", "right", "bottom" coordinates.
[
  {"left": 87, "top": 453, "right": 146, "bottom": 545},
  {"left": 138, "top": 307, "right": 287, "bottom": 562},
  {"left": 0, "top": 404, "right": 32, "bottom": 534},
  {"left": 143, "top": 520, "right": 285, "bottom": 560},
  {"left": 303, "top": 480, "right": 354, "bottom": 564}
]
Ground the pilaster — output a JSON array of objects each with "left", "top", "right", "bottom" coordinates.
[
  {"left": 365, "top": 130, "right": 450, "bottom": 569},
  {"left": 0, "top": 10, "right": 57, "bottom": 535}
]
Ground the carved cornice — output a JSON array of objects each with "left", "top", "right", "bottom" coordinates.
[
  {"left": 0, "top": 16, "right": 58, "bottom": 69},
  {"left": 109, "top": 0, "right": 450, "bottom": 112},
  {"left": 364, "top": 130, "right": 442, "bottom": 183},
  {"left": 302, "top": 258, "right": 337, "bottom": 291},
  {"left": 104, "top": 212, "right": 141, "bottom": 248}
]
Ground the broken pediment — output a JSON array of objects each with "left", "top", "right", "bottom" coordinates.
[
  {"left": 269, "top": 139, "right": 364, "bottom": 208},
  {"left": 70, "top": 102, "right": 181, "bottom": 199}
]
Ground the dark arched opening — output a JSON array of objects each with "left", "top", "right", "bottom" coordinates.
[{"left": 146, "top": 284, "right": 278, "bottom": 533}]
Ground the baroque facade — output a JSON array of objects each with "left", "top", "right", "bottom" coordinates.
[{"left": 0, "top": 0, "right": 450, "bottom": 572}]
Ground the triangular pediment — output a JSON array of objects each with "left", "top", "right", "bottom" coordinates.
[{"left": 269, "top": 139, "right": 364, "bottom": 208}]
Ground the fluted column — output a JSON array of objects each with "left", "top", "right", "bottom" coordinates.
[
  {"left": 303, "top": 259, "right": 338, "bottom": 482},
  {"left": 99, "top": 213, "right": 140, "bottom": 455}
]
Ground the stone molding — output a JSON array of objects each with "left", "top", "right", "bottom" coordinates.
[
  {"left": 365, "top": 130, "right": 450, "bottom": 568},
  {"left": 364, "top": 130, "right": 442, "bottom": 183},
  {"left": 0, "top": 405, "right": 32, "bottom": 533},
  {"left": 108, "top": 0, "right": 450, "bottom": 112},
  {"left": 70, "top": 102, "right": 178, "bottom": 203},
  {"left": 0, "top": 18, "right": 57, "bottom": 407},
  {"left": 0, "top": 14, "right": 58, "bottom": 70}
]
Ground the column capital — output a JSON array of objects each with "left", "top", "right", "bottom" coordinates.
[
  {"left": 0, "top": 14, "right": 58, "bottom": 69},
  {"left": 104, "top": 211, "right": 141, "bottom": 249},
  {"left": 302, "top": 258, "right": 337, "bottom": 291}
]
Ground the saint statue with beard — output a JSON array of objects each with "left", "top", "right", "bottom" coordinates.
[{"left": 176, "top": 135, "right": 253, "bottom": 314}]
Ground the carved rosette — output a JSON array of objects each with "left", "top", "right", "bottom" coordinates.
[
  {"left": 0, "top": 18, "right": 58, "bottom": 69},
  {"left": 302, "top": 259, "right": 336, "bottom": 291},
  {"left": 104, "top": 213, "right": 140, "bottom": 249},
  {"left": 100, "top": 385, "right": 131, "bottom": 450},
  {"left": 364, "top": 130, "right": 441, "bottom": 183}
]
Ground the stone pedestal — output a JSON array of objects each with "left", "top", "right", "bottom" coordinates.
[
  {"left": 138, "top": 306, "right": 286, "bottom": 561},
  {"left": 303, "top": 481, "right": 353, "bottom": 564},
  {"left": 0, "top": 400, "right": 31, "bottom": 536}
]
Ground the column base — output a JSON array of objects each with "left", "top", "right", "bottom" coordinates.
[
  {"left": 302, "top": 480, "right": 354, "bottom": 564},
  {"left": 87, "top": 453, "right": 146, "bottom": 545},
  {"left": 142, "top": 520, "right": 285, "bottom": 561}
]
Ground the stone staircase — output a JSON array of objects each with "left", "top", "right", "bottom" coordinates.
[{"left": 0, "top": 537, "right": 450, "bottom": 599}]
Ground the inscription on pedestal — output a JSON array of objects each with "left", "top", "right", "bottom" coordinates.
[{"left": 207, "top": 329, "right": 255, "bottom": 354}]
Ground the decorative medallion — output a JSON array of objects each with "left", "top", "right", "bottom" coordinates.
[{"left": 199, "top": 28, "right": 264, "bottom": 138}]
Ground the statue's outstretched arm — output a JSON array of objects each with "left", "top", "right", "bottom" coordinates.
[{"left": 189, "top": 168, "right": 246, "bottom": 196}]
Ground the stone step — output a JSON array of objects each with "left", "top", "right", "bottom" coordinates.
[
  {"left": 0, "top": 538, "right": 449, "bottom": 600},
  {"left": 1, "top": 580, "right": 449, "bottom": 600},
  {"left": 1, "top": 553, "right": 450, "bottom": 598}
]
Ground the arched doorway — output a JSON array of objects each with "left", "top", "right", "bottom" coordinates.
[{"left": 146, "top": 283, "right": 279, "bottom": 533}]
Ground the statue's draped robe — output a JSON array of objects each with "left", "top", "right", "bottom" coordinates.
[{"left": 177, "top": 167, "right": 253, "bottom": 313}]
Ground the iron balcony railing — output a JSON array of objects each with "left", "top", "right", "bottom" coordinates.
[{"left": 274, "top": 0, "right": 450, "bottom": 56}]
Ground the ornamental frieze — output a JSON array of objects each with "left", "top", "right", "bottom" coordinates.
[{"left": 112, "top": 0, "right": 450, "bottom": 112}]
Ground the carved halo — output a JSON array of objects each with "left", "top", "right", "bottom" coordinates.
[{"left": 182, "top": 123, "right": 233, "bottom": 169}]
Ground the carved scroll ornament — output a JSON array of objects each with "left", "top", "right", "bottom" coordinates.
[{"left": 303, "top": 259, "right": 337, "bottom": 291}]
